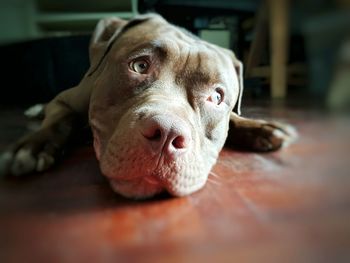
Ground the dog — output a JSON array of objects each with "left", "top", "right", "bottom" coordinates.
[{"left": 0, "top": 14, "right": 296, "bottom": 199}]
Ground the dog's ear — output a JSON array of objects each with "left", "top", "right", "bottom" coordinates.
[
  {"left": 89, "top": 17, "right": 128, "bottom": 69},
  {"left": 232, "top": 56, "right": 244, "bottom": 116}
]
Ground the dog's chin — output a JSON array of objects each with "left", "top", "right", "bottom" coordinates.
[
  {"left": 99, "top": 146, "right": 214, "bottom": 198},
  {"left": 97, "top": 129, "right": 216, "bottom": 198},
  {"left": 109, "top": 175, "right": 207, "bottom": 199},
  {"left": 109, "top": 177, "right": 165, "bottom": 199}
]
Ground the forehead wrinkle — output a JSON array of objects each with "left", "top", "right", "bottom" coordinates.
[
  {"left": 175, "top": 45, "right": 222, "bottom": 88},
  {"left": 210, "top": 46, "right": 238, "bottom": 99},
  {"left": 126, "top": 40, "right": 169, "bottom": 59},
  {"left": 109, "top": 39, "right": 172, "bottom": 68},
  {"left": 197, "top": 44, "right": 236, "bottom": 90}
]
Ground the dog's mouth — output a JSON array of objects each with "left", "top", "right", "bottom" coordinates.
[
  {"left": 144, "top": 174, "right": 161, "bottom": 185},
  {"left": 108, "top": 177, "right": 205, "bottom": 199},
  {"left": 91, "top": 109, "right": 216, "bottom": 198},
  {"left": 109, "top": 170, "right": 169, "bottom": 199},
  {"left": 107, "top": 162, "right": 208, "bottom": 199},
  {"left": 96, "top": 130, "right": 212, "bottom": 198}
]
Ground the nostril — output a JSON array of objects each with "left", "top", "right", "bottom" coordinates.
[
  {"left": 143, "top": 128, "right": 162, "bottom": 141},
  {"left": 150, "top": 129, "right": 162, "bottom": 141},
  {"left": 140, "top": 115, "right": 191, "bottom": 155},
  {"left": 172, "top": 135, "right": 186, "bottom": 149}
]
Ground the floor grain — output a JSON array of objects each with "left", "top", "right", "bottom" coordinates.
[{"left": 0, "top": 105, "right": 349, "bottom": 263}]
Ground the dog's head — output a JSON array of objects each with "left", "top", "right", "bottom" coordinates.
[{"left": 86, "top": 14, "right": 243, "bottom": 198}]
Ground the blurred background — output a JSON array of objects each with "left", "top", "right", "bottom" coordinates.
[
  {"left": 1, "top": 3, "right": 349, "bottom": 262},
  {"left": 0, "top": 0, "right": 349, "bottom": 111}
]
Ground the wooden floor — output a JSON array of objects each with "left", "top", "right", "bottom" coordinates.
[{"left": 0, "top": 104, "right": 349, "bottom": 263}]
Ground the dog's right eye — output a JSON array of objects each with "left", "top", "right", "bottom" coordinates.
[
  {"left": 207, "top": 88, "right": 224, "bottom": 105},
  {"left": 129, "top": 59, "right": 150, "bottom": 74}
]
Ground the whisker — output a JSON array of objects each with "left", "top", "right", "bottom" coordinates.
[
  {"left": 209, "top": 171, "right": 220, "bottom": 178},
  {"left": 207, "top": 177, "right": 222, "bottom": 186}
]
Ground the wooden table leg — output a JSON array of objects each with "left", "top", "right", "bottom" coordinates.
[
  {"left": 268, "top": 0, "right": 289, "bottom": 99},
  {"left": 245, "top": 2, "right": 268, "bottom": 78}
]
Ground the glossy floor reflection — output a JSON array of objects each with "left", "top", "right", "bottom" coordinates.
[{"left": 0, "top": 105, "right": 349, "bottom": 262}]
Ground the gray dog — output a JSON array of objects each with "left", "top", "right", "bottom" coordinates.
[{"left": 0, "top": 14, "right": 296, "bottom": 198}]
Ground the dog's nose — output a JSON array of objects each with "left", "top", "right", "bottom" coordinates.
[{"left": 140, "top": 115, "right": 191, "bottom": 156}]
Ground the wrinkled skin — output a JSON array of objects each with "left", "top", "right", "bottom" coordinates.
[
  {"left": 88, "top": 16, "right": 240, "bottom": 197},
  {"left": 0, "top": 14, "right": 297, "bottom": 199}
]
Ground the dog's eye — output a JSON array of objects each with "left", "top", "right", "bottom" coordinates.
[
  {"left": 130, "top": 59, "right": 149, "bottom": 74},
  {"left": 207, "top": 88, "right": 224, "bottom": 105}
]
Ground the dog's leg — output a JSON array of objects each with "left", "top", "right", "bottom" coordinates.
[
  {"left": 226, "top": 112, "right": 297, "bottom": 152},
  {"left": 0, "top": 17, "right": 130, "bottom": 177},
  {"left": 0, "top": 87, "right": 88, "bottom": 176}
]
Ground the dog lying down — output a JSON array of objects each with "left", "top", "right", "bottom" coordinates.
[{"left": 0, "top": 14, "right": 297, "bottom": 199}]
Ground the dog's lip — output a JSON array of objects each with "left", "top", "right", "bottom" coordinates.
[
  {"left": 109, "top": 177, "right": 164, "bottom": 199},
  {"left": 143, "top": 175, "right": 161, "bottom": 185},
  {"left": 108, "top": 173, "right": 161, "bottom": 186}
]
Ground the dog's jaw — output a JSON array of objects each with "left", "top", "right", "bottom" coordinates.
[
  {"left": 109, "top": 177, "right": 164, "bottom": 199},
  {"left": 106, "top": 163, "right": 212, "bottom": 199},
  {"left": 89, "top": 98, "right": 227, "bottom": 199},
  {"left": 97, "top": 130, "right": 217, "bottom": 199}
]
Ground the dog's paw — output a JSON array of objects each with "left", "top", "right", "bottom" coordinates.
[
  {"left": 252, "top": 121, "right": 298, "bottom": 152},
  {"left": 0, "top": 131, "right": 59, "bottom": 177},
  {"left": 24, "top": 103, "right": 45, "bottom": 119}
]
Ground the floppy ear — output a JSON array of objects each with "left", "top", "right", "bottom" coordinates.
[
  {"left": 232, "top": 57, "right": 244, "bottom": 115},
  {"left": 87, "top": 14, "right": 157, "bottom": 76},
  {"left": 89, "top": 17, "right": 128, "bottom": 70},
  {"left": 226, "top": 54, "right": 298, "bottom": 152}
]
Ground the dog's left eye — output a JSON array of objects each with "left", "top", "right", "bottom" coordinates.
[
  {"left": 207, "top": 88, "right": 224, "bottom": 105},
  {"left": 130, "top": 59, "right": 149, "bottom": 74}
]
